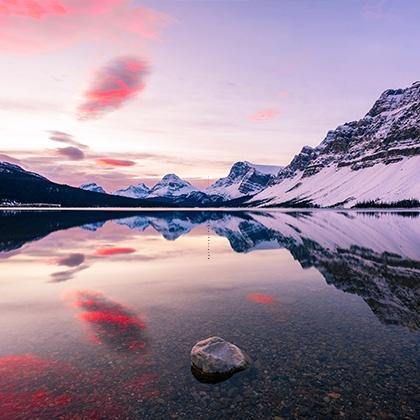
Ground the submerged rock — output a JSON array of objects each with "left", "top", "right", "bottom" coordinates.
[{"left": 191, "top": 336, "right": 251, "bottom": 383}]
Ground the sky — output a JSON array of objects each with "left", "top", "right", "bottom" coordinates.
[{"left": 0, "top": 0, "right": 419, "bottom": 191}]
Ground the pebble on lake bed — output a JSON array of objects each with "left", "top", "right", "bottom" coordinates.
[{"left": 191, "top": 336, "right": 251, "bottom": 383}]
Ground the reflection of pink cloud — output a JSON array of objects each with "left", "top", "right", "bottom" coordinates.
[
  {"left": 248, "top": 108, "right": 279, "bottom": 121},
  {"left": 95, "top": 246, "right": 135, "bottom": 256},
  {"left": 78, "top": 56, "right": 149, "bottom": 120},
  {"left": 246, "top": 293, "right": 274, "bottom": 305},
  {"left": 66, "top": 289, "right": 147, "bottom": 353},
  {"left": 0, "top": 354, "right": 74, "bottom": 417},
  {"left": 96, "top": 158, "right": 136, "bottom": 167},
  {"left": 0, "top": 1, "right": 174, "bottom": 53}
]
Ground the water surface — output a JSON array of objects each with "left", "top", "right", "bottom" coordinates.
[{"left": 0, "top": 210, "right": 419, "bottom": 419}]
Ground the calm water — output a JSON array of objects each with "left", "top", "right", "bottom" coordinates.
[{"left": 0, "top": 210, "right": 419, "bottom": 419}]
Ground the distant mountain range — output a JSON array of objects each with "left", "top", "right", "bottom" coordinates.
[{"left": 1, "top": 81, "right": 419, "bottom": 208}]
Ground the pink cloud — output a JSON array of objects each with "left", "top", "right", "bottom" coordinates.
[
  {"left": 248, "top": 108, "right": 279, "bottom": 122},
  {"left": 96, "top": 158, "right": 136, "bottom": 167},
  {"left": 0, "top": 0, "right": 67, "bottom": 19},
  {"left": 78, "top": 56, "right": 149, "bottom": 120},
  {"left": 0, "top": 1, "right": 175, "bottom": 53}
]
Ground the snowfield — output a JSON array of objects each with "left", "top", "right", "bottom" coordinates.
[{"left": 251, "top": 155, "right": 420, "bottom": 207}]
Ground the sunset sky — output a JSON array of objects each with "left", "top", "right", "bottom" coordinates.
[{"left": 0, "top": 0, "right": 419, "bottom": 191}]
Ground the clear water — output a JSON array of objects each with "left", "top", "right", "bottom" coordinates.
[{"left": 0, "top": 210, "right": 419, "bottom": 419}]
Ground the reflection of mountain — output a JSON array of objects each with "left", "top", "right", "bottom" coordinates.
[
  {"left": 0, "top": 210, "right": 419, "bottom": 329},
  {"left": 0, "top": 211, "right": 132, "bottom": 253}
]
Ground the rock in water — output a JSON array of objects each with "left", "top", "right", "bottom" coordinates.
[{"left": 191, "top": 336, "right": 251, "bottom": 382}]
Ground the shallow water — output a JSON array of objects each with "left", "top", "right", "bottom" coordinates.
[{"left": 0, "top": 210, "right": 419, "bottom": 419}]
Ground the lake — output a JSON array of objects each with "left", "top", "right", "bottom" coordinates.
[{"left": 0, "top": 210, "right": 419, "bottom": 419}]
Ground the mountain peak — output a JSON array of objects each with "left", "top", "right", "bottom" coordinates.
[
  {"left": 148, "top": 174, "right": 196, "bottom": 198},
  {"left": 160, "top": 173, "right": 186, "bottom": 183},
  {"left": 113, "top": 183, "right": 150, "bottom": 199},
  {"left": 80, "top": 183, "right": 106, "bottom": 194}
]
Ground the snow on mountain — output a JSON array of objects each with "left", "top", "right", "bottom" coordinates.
[
  {"left": 250, "top": 81, "right": 420, "bottom": 207},
  {"left": 206, "top": 161, "right": 283, "bottom": 200},
  {"left": 148, "top": 174, "right": 197, "bottom": 198},
  {"left": 79, "top": 183, "right": 106, "bottom": 194},
  {"left": 0, "top": 161, "right": 47, "bottom": 180},
  {"left": 114, "top": 183, "right": 150, "bottom": 199}
]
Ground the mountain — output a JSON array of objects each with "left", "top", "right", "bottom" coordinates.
[
  {"left": 113, "top": 176, "right": 223, "bottom": 206},
  {"left": 249, "top": 82, "right": 420, "bottom": 207},
  {"left": 206, "top": 161, "right": 283, "bottom": 200},
  {"left": 80, "top": 183, "right": 106, "bottom": 194},
  {"left": 1, "top": 82, "right": 419, "bottom": 208},
  {"left": 148, "top": 174, "right": 197, "bottom": 198},
  {"left": 0, "top": 162, "right": 166, "bottom": 208},
  {"left": 114, "top": 183, "right": 150, "bottom": 199}
]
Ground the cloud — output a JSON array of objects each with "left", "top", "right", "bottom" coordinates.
[
  {"left": 0, "top": 0, "right": 67, "bottom": 19},
  {"left": 48, "top": 130, "right": 88, "bottom": 149},
  {"left": 362, "top": 0, "right": 388, "bottom": 20},
  {"left": 95, "top": 246, "right": 136, "bottom": 256},
  {"left": 248, "top": 108, "right": 279, "bottom": 122},
  {"left": 66, "top": 289, "right": 147, "bottom": 353},
  {"left": 96, "top": 158, "right": 136, "bottom": 167},
  {"left": 0, "top": 1, "right": 175, "bottom": 53},
  {"left": 78, "top": 56, "right": 149, "bottom": 120},
  {"left": 56, "top": 146, "right": 85, "bottom": 160},
  {"left": 0, "top": 153, "right": 21, "bottom": 164}
]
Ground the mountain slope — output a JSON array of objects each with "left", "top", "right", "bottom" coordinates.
[
  {"left": 114, "top": 183, "right": 150, "bottom": 199},
  {"left": 250, "top": 81, "right": 420, "bottom": 207},
  {"left": 148, "top": 174, "right": 197, "bottom": 198},
  {"left": 206, "top": 161, "right": 282, "bottom": 200},
  {"left": 80, "top": 183, "right": 106, "bottom": 194}
]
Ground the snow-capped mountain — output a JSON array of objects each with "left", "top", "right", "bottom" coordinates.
[
  {"left": 114, "top": 183, "right": 150, "bottom": 199},
  {"left": 148, "top": 174, "right": 198, "bottom": 198},
  {"left": 206, "top": 161, "right": 283, "bottom": 200},
  {"left": 250, "top": 81, "right": 420, "bottom": 207},
  {"left": 80, "top": 183, "right": 106, "bottom": 194}
]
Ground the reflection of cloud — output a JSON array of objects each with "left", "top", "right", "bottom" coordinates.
[
  {"left": 0, "top": 354, "right": 74, "bottom": 417},
  {"left": 50, "top": 265, "right": 88, "bottom": 282},
  {"left": 66, "top": 290, "right": 147, "bottom": 353},
  {"left": 246, "top": 293, "right": 274, "bottom": 305},
  {"left": 78, "top": 56, "right": 149, "bottom": 120},
  {"left": 95, "top": 246, "right": 135, "bottom": 256},
  {"left": 54, "top": 253, "right": 85, "bottom": 267}
]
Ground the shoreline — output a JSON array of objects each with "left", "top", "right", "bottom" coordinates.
[{"left": 0, "top": 207, "right": 419, "bottom": 212}]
